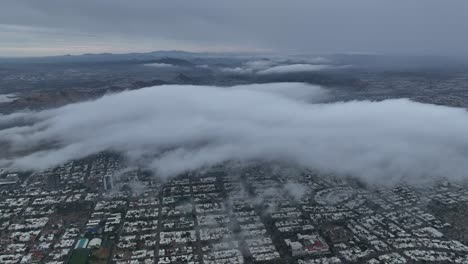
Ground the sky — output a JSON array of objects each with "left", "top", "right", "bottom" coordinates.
[
  {"left": 1, "top": 0, "right": 468, "bottom": 57},
  {"left": 2, "top": 83, "right": 468, "bottom": 186}
]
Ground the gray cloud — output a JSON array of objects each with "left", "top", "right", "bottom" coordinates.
[
  {"left": 1, "top": 83, "right": 468, "bottom": 186},
  {"left": 1, "top": 1, "right": 468, "bottom": 56}
]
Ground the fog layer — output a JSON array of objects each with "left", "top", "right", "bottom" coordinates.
[{"left": 1, "top": 83, "right": 468, "bottom": 185}]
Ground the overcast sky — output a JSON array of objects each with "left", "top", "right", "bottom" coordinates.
[{"left": 1, "top": 0, "right": 468, "bottom": 57}]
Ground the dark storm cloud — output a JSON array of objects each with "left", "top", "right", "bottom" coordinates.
[{"left": 1, "top": 0, "right": 468, "bottom": 56}]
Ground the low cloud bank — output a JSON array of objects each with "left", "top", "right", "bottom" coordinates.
[
  {"left": 257, "top": 64, "right": 331, "bottom": 75},
  {"left": 144, "top": 63, "right": 173, "bottom": 67},
  {"left": 220, "top": 59, "right": 337, "bottom": 76},
  {"left": 0, "top": 94, "right": 17, "bottom": 103},
  {"left": 232, "top": 83, "right": 329, "bottom": 102},
  {"left": 1, "top": 82, "right": 468, "bottom": 185},
  {"left": 220, "top": 60, "right": 277, "bottom": 75}
]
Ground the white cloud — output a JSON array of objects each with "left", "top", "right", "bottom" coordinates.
[
  {"left": 0, "top": 94, "right": 17, "bottom": 103},
  {"left": 257, "top": 64, "right": 331, "bottom": 75},
  {"left": 244, "top": 60, "right": 276, "bottom": 70},
  {"left": 232, "top": 82, "right": 329, "bottom": 102},
  {"left": 144, "top": 63, "right": 173, "bottom": 67},
  {"left": 306, "top": 56, "right": 331, "bottom": 64},
  {"left": 220, "top": 60, "right": 276, "bottom": 75},
  {"left": 220, "top": 67, "right": 253, "bottom": 75},
  {"left": 1, "top": 82, "right": 468, "bottom": 186}
]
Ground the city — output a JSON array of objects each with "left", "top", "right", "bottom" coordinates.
[{"left": 1, "top": 153, "right": 468, "bottom": 263}]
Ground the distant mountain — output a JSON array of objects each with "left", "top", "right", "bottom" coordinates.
[
  {"left": 147, "top": 50, "right": 204, "bottom": 58},
  {"left": 174, "top": 73, "right": 200, "bottom": 84},
  {"left": 0, "top": 50, "right": 244, "bottom": 64}
]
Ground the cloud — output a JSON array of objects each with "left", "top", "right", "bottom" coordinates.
[
  {"left": 257, "top": 64, "right": 332, "bottom": 75},
  {"left": 219, "top": 59, "right": 337, "bottom": 76},
  {"left": 283, "top": 182, "right": 309, "bottom": 201},
  {"left": 1, "top": 82, "right": 468, "bottom": 186},
  {"left": 0, "top": 94, "right": 17, "bottom": 103},
  {"left": 244, "top": 60, "right": 276, "bottom": 71},
  {"left": 232, "top": 83, "right": 329, "bottom": 103},
  {"left": 144, "top": 63, "right": 174, "bottom": 67},
  {"left": 220, "top": 67, "right": 253, "bottom": 75},
  {"left": 220, "top": 60, "right": 277, "bottom": 75},
  {"left": 218, "top": 58, "right": 345, "bottom": 77},
  {"left": 306, "top": 57, "right": 331, "bottom": 64}
]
